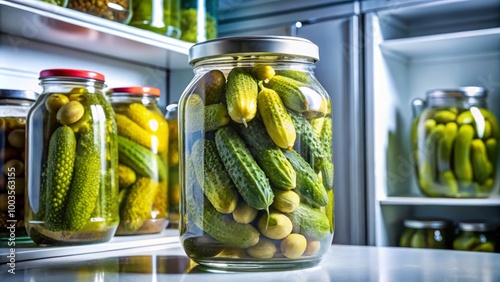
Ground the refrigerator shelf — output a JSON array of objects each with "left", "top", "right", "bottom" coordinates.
[
  {"left": 380, "top": 27, "right": 500, "bottom": 60},
  {"left": 0, "top": 0, "right": 193, "bottom": 69},
  {"left": 379, "top": 196, "right": 500, "bottom": 206}
]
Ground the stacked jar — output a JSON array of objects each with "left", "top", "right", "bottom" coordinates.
[
  {"left": 0, "top": 89, "right": 38, "bottom": 240},
  {"left": 399, "top": 219, "right": 453, "bottom": 249},
  {"left": 25, "top": 69, "right": 119, "bottom": 245},
  {"left": 165, "top": 103, "right": 180, "bottom": 227},
  {"left": 129, "top": 0, "right": 181, "bottom": 38},
  {"left": 179, "top": 37, "right": 334, "bottom": 270},
  {"left": 107, "top": 86, "right": 169, "bottom": 235},
  {"left": 411, "top": 87, "right": 499, "bottom": 198},
  {"left": 453, "top": 221, "right": 498, "bottom": 252},
  {"left": 67, "top": 0, "right": 132, "bottom": 24},
  {"left": 180, "top": 0, "right": 218, "bottom": 42}
]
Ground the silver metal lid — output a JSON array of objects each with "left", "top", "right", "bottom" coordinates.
[
  {"left": 458, "top": 221, "right": 497, "bottom": 232},
  {"left": 188, "top": 36, "right": 320, "bottom": 65},
  {"left": 404, "top": 219, "right": 451, "bottom": 229},
  {"left": 426, "top": 86, "right": 487, "bottom": 99},
  {"left": 0, "top": 89, "right": 38, "bottom": 101}
]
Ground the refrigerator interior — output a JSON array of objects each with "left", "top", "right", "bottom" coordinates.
[{"left": 365, "top": 0, "right": 500, "bottom": 246}]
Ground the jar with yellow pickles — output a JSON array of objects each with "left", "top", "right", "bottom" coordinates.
[
  {"left": 165, "top": 103, "right": 179, "bottom": 228},
  {"left": 411, "top": 87, "right": 499, "bottom": 198},
  {"left": 25, "top": 69, "right": 119, "bottom": 245},
  {"left": 107, "top": 86, "right": 169, "bottom": 235},
  {"left": 453, "top": 221, "right": 498, "bottom": 252},
  {"left": 179, "top": 36, "right": 334, "bottom": 270}
]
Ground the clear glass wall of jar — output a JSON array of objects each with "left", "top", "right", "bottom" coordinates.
[
  {"left": 453, "top": 221, "right": 498, "bottom": 252},
  {"left": 129, "top": 0, "right": 181, "bottom": 38},
  {"left": 25, "top": 69, "right": 119, "bottom": 245},
  {"left": 180, "top": 0, "right": 217, "bottom": 42},
  {"left": 179, "top": 36, "right": 334, "bottom": 270},
  {"left": 107, "top": 86, "right": 169, "bottom": 235},
  {"left": 411, "top": 87, "right": 499, "bottom": 198},
  {"left": 67, "top": 0, "right": 132, "bottom": 24},
  {"left": 0, "top": 89, "right": 38, "bottom": 240},
  {"left": 165, "top": 103, "right": 179, "bottom": 228},
  {"left": 399, "top": 219, "right": 452, "bottom": 249}
]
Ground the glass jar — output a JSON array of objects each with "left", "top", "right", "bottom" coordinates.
[
  {"left": 25, "top": 69, "right": 119, "bottom": 245},
  {"left": 165, "top": 103, "right": 180, "bottom": 228},
  {"left": 0, "top": 89, "right": 38, "bottom": 240},
  {"left": 39, "top": 0, "right": 68, "bottom": 7},
  {"left": 129, "top": 0, "right": 181, "bottom": 38},
  {"left": 179, "top": 36, "right": 334, "bottom": 270},
  {"left": 180, "top": 0, "right": 217, "bottom": 43},
  {"left": 399, "top": 219, "right": 452, "bottom": 249},
  {"left": 411, "top": 87, "right": 499, "bottom": 198},
  {"left": 453, "top": 221, "right": 498, "bottom": 252},
  {"left": 107, "top": 86, "right": 169, "bottom": 235},
  {"left": 67, "top": 0, "right": 132, "bottom": 24}
]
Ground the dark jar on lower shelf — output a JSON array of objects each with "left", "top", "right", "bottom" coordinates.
[
  {"left": 399, "top": 219, "right": 452, "bottom": 249},
  {"left": 25, "top": 69, "right": 119, "bottom": 245},
  {"left": 453, "top": 221, "right": 498, "bottom": 252}
]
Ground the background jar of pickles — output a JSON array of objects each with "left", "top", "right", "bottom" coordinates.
[
  {"left": 25, "top": 69, "right": 119, "bottom": 245},
  {"left": 0, "top": 89, "right": 38, "bottom": 240},
  {"left": 107, "top": 86, "right": 169, "bottom": 235},
  {"left": 67, "top": 0, "right": 132, "bottom": 24},
  {"left": 453, "top": 221, "right": 498, "bottom": 252},
  {"left": 165, "top": 103, "right": 179, "bottom": 228},
  {"left": 129, "top": 0, "right": 181, "bottom": 38},
  {"left": 179, "top": 37, "right": 334, "bottom": 270},
  {"left": 180, "top": 0, "right": 217, "bottom": 42},
  {"left": 399, "top": 219, "right": 452, "bottom": 249},
  {"left": 411, "top": 87, "right": 499, "bottom": 198}
]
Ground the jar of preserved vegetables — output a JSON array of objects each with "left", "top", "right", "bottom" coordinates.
[
  {"left": 399, "top": 218, "right": 452, "bottom": 249},
  {"left": 39, "top": 0, "right": 67, "bottom": 7},
  {"left": 411, "top": 87, "right": 499, "bottom": 198},
  {"left": 67, "top": 0, "right": 132, "bottom": 24},
  {"left": 453, "top": 221, "right": 498, "bottom": 252},
  {"left": 179, "top": 36, "right": 334, "bottom": 270},
  {"left": 0, "top": 89, "right": 38, "bottom": 240},
  {"left": 165, "top": 103, "right": 179, "bottom": 228},
  {"left": 129, "top": 0, "right": 181, "bottom": 38},
  {"left": 25, "top": 69, "right": 119, "bottom": 245},
  {"left": 180, "top": 0, "right": 217, "bottom": 42},
  {"left": 107, "top": 86, "right": 169, "bottom": 235}
]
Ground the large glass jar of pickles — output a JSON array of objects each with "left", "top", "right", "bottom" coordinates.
[
  {"left": 129, "top": 0, "right": 181, "bottom": 38},
  {"left": 165, "top": 103, "right": 180, "bottom": 228},
  {"left": 179, "top": 37, "right": 334, "bottom": 270},
  {"left": 180, "top": 0, "right": 217, "bottom": 42},
  {"left": 25, "top": 69, "right": 119, "bottom": 245},
  {"left": 107, "top": 87, "right": 169, "bottom": 235},
  {"left": 411, "top": 87, "right": 499, "bottom": 198},
  {"left": 67, "top": 0, "right": 132, "bottom": 24},
  {"left": 453, "top": 221, "right": 498, "bottom": 252},
  {"left": 399, "top": 219, "right": 452, "bottom": 249},
  {"left": 0, "top": 89, "right": 38, "bottom": 240}
]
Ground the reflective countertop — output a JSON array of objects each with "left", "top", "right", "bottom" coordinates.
[{"left": 2, "top": 240, "right": 500, "bottom": 281}]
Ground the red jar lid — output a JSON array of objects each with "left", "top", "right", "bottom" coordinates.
[
  {"left": 107, "top": 86, "right": 161, "bottom": 97},
  {"left": 39, "top": 69, "right": 105, "bottom": 82}
]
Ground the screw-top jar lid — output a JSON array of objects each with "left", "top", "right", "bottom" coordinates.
[
  {"left": 404, "top": 219, "right": 451, "bottom": 229},
  {"left": 40, "top": 68, "right": 105, "bottom": 82},
  {"left": 107, "top": 86, "right": 161, "bottom": 97},
  {"left": 426, "top": 86, "right": 487, "bottom": 99},
  {"left": 188, "top": 36, "right": 320, "bottom": 65},
  {"left": 458, "top": 221, "right": 497, "bottom": 232},
  {"left": 0, "top": 89, "right": 38, "bottom": 101}
]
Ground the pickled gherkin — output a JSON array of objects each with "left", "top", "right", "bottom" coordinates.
[
  {"left": 453, "top": 221, "right": 498, "bottom": 253},
  {"left": 399, "top": 219, "right": 452, "bottom": 249}
]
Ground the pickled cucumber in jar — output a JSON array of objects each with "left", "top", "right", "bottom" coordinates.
[
  {"left": 399, "top": 219, "right": 452, "bottom": 249},
  {"left": 411, "top": 87, "right": 499, "bottom": 198},
  {"left": 453, "top": 221, "right": 498, "bottom": 252}
]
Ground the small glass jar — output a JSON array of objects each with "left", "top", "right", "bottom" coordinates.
[
  {"left": 180, "top": 0, "right": 218, "bottom": 42},
  {"left": 0, "top": 89, "right": 38, "bottom": 240},
  {"left": 165, "top": 103, "right": 179, "bottom": 228},
  {"left": 179, "top": 36, "right": 334, "bottom": 270},
  {"left": 39, "top": 0, "right": 68, "bottom": 7},
  {"left": 453, "top": 221, "right": 498, "bottom": 252},
  {"left": 411, "top": 87, "right": 499, "bottom": 198},
  {"left": 399, "top": 219, "right": 452, "bottom": 249},
  {"left": 67, "top": 0, "right": 132, "bottom": 24},
  {"left": 129, "top": 0, "right": 181, "bottom": 38},
  {"left": 107, "top": 86, "right": 169, "bottom": 235},
  {"left": 25, "top": 69, "right": 119, "bottom": 245}
]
